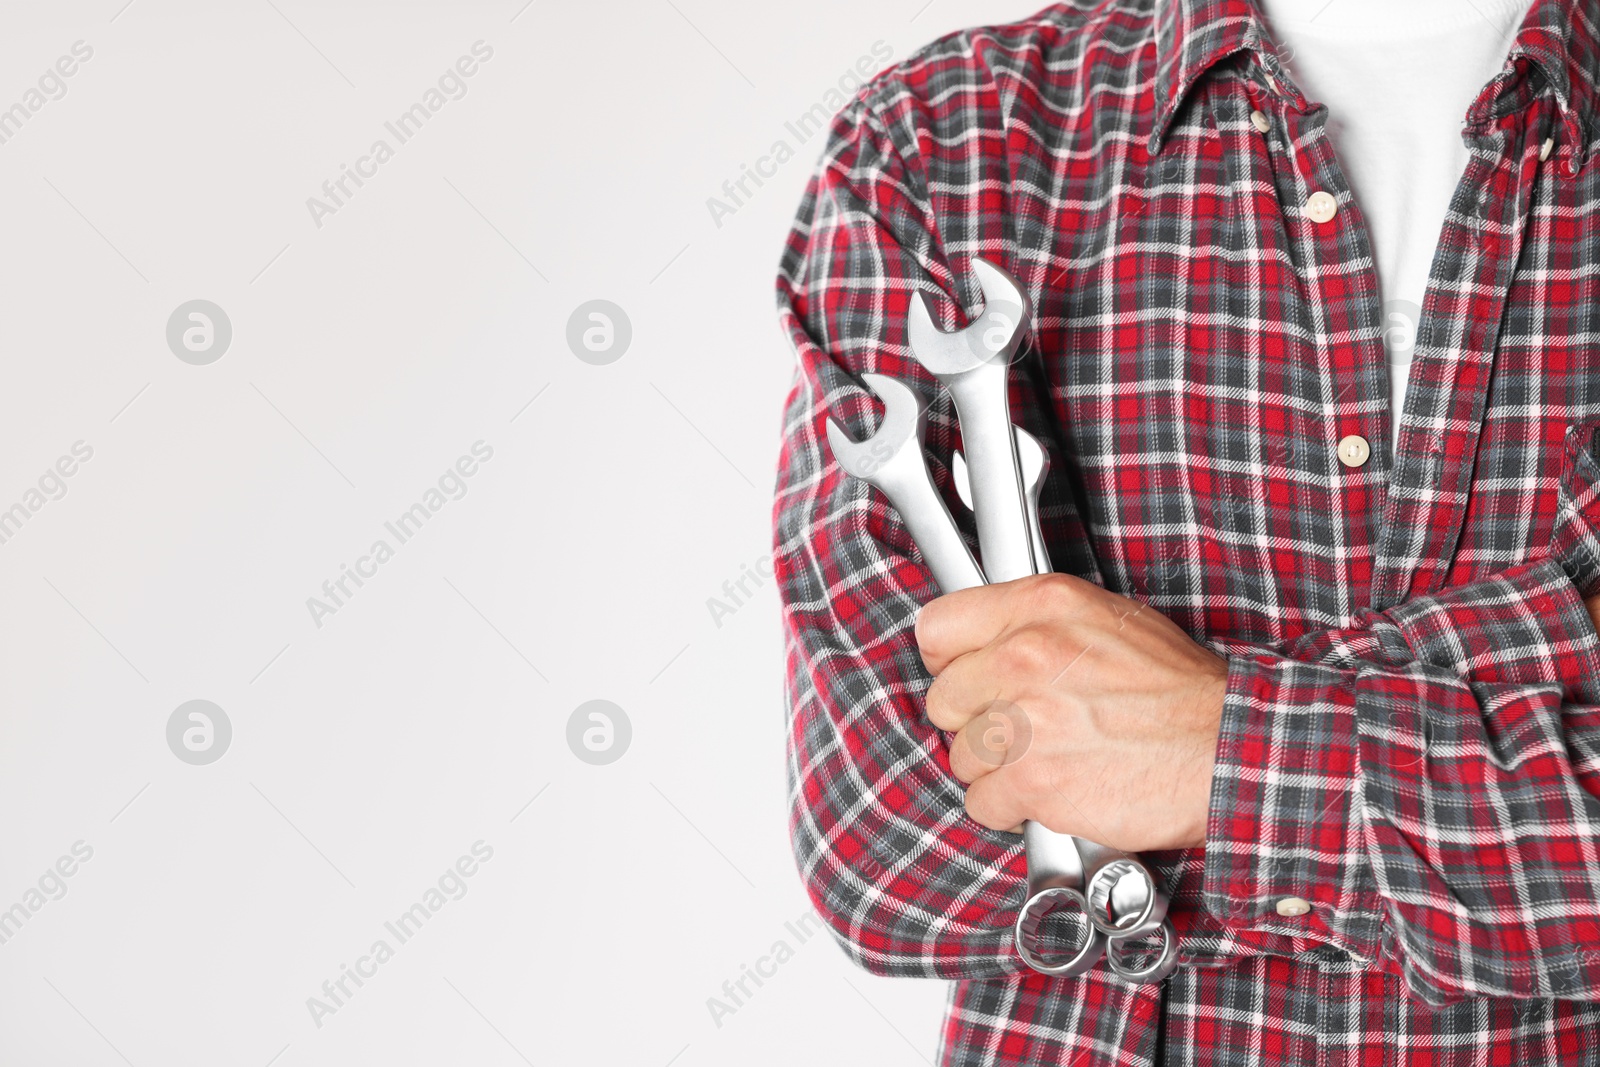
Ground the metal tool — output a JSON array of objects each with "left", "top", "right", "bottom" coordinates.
[
  {"left": 825, "top": 373, "right": 983, "bottom": 594},
  {"left": 1088, "top": 855, "right": 1178, "bottom": 982},
  {"left": 906, "top": 259, "right": 1039, "bottom": 583},
  {"left": 909, "top": 259, "right": 1176, "bottom": 983},
  {"left": 953, "top": 431, "right": 1051, "bottom": 569}
]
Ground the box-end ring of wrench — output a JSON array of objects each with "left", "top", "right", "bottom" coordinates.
[
  {"left": 826, "top": 373, "right": 1106, "bottom": 978},
  {"left": 907, "top": 259, "right": 1174, "bottom": 982}
]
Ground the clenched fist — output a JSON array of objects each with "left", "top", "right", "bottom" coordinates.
[{"left": 916, "top": 574, "right": 1228, "bottom": 852}]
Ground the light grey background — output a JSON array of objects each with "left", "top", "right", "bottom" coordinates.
[{"left": 0, "top": 1, "right": 1031, "bottom": 1064}]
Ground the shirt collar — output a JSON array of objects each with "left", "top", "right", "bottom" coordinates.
[
  {"left": 1148, "top": 0, "right": 1600, "bottom": 173},
  {"left": 1501, "top": 0, "right": 1600, "bottom": 172},
  {"left": 1148, "top": 0, "right": 1272, "bottom": 155}
]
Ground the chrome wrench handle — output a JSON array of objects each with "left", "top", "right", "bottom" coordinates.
[
  {"left": 947, "top": 369, "right": 1037, "bottom": 581},
  {"left": 956, "top": 428, "right": 1053, "bottom": 572}
]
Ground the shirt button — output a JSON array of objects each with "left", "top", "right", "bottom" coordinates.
[
  {"left": 1276, "top": 896, "right": 1313, "bottom": 917},
  {"left": 1541, "top": 137, "right": 1555, "bottom": 161},
  {"left": 1305, "top": 190, "right": 1339, "bottom": 224},
  {"left": 1251, "top": 109, "right": 1270, "bottom": 133},
  {"left": 1337, "top": 434, "right": 1370, "bottom": 468}
]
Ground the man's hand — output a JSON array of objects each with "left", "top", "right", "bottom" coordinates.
[{"left": 916, "top": 574, "right": 1228, "bottom": 852}]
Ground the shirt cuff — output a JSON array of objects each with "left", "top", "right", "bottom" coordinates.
[{"left": 1201, "top": 652, "right": 1383, "bottom": 958}]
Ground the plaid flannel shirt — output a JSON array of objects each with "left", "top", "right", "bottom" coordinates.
[{"left": 773, "top": 0, "right": 1600, "bottom": 1062}]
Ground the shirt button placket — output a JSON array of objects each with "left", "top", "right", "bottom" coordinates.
[{"left": 1302, "top": 182, "right": 1374, "bottom": 478}]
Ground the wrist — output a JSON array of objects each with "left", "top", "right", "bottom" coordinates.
[{"left": 1183, "top": 660, "right": 1228, "bottom": 847}]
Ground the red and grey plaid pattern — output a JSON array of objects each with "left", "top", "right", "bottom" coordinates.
[{"left": 773, "top": 0, "right": 1600, "bottom": 1061}]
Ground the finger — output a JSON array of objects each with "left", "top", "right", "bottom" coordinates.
[
  {"left": 947, "top": 701, "right": 1032, "bottom": 784},
  {"left": 963, "top": 766, "right": 1031, "bottom": 832},
  {"left": 924, "top": 645, "right": 1008, "bottom": 732},
  {"left": 916, "top": 573, "right": 1100, "bottom": 675},
  {"left": 930, "top": 622, "right": 1096, "bottom": 733},
  {"left": 915, "top": 583, "right": 1013, "bottom": 677}
]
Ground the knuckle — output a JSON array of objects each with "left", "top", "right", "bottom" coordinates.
[
  {"left": 972, "top": 701, "right": 1029, "bottom": 767},
  {"left": 923, "top": 679, "right": 958, "bottom": 731},
  {"left": 998, "top": 625, "right": 1057, "bottom": 675},
  {"left": 992, "top": 702, "right": 1035, "bottom": 764},
  {"left": 948, "top": 734, "right": 977, "bottom": 783},
  {"left": 1022, "top": 572, "right": 1082, "bottom": 615},
  {"left": 1007, "top": 755, "right": 1054, "bottom": 804}
]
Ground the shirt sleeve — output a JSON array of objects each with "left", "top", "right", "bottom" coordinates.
[
  {"left": 774, "top": 89, "right": 1028, "bottom": 979},
  {"left": 1203, "top": 424, "right": 1600, "bottom": 1005}
]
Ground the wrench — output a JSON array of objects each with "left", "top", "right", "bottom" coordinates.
[
  {"left": 912, "top": 260, "right": 1176, "bottom": 982},
  {"left": 953, "top": 430, "right": 1051, "bottom": 571},
  {"left": 906, "top": 259, "right": 1039, "bottom": 583},
  {"left": 826, "top": 374, "right": 1107, "bottom": 977}
]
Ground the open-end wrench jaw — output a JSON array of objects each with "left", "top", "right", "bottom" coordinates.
[
  {"left": 824, "top": 372, "right": 986, "bottom": 594},
  {"left": 906, "top": 258, "right": 1033, "bottom": 373},
  {"left": 824, "top": 373, "right": 926, "bottom": 479}
]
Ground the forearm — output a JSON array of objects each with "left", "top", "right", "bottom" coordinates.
[{"left": 774, "top": 72, "right": 1089, "bottom": 978}]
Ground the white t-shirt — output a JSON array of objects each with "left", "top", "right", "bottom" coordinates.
[{"left": 1255, "top": 0, "right": 1533, "bottom": 450}]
